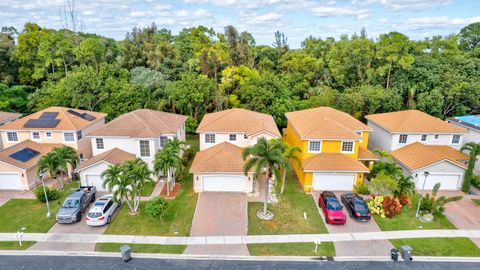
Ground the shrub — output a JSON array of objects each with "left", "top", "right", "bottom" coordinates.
[
  {"left": 420, "top": 183, "right": 463, "bottom": 215},
  {"left": 146, "top": 197, "right": 170, "bottom": 221},
  {"left": 398, "top": 195, "right": 413, "bottom": 208},
  {"left": 472, "top": 175, "right": 480, "bottom": 189},
  {"left": 368, "top": 171, "right": 398, "bottom": 196},
  {"left": 382, "top": 196, "right": 403, "bottom": 218},
  {"left": 35, "top": 186, "right": 60, "bottom": 203},
  {"left": 367, "top": 195, "right": 385, "bottom": 218},
  {"left": 181, "top": 146, "right": 197, "bottom": 166},
  {"left": 354, "top": 183, "right": 370, "bottom": 195},
  {"left": 185, "top": 116, "right": 198, "bottom": 134}
]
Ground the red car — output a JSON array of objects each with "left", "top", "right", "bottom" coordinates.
[{"left": 318, "top": 191, "right": 347, "bottom": 225}]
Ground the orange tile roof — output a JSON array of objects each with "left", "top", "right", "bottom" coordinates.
[
  {"left": 77, "top": 148, "right": 136, "bottom": 170},
  {"left": 196, "top": 109, "right": 281, "bottom": 137},
  {"left": 0, "top": 112, "right": 22, "bottom": 124},
  {"left": 0, "top": 107, "right": 106, "bottom": 131},
  {"left": 365, "top": 110, "right": 466, "bottom": 133},
  {"left": 358, "top": 147, "right": 379, "bottom": 160},
  {"left": 302, "top": 153, "right": 370, "bottom": 172},
  {"left": 285, "top": 107, "right": 370, "bottom": 140},
  {"left": 0, "top": 140, "right": 63, "bottom": 170},
  {"left": 428, "top": 145, "right": 469, "bottom": 161},
  {"left": 88, "top": 109, "right": 187, "bottom": 138},
  {"left": 189, "top": 142, "right": 252, "bottom": 173},
  {"left": 391, "top": 142, "right": 467, "bottom": 171}
]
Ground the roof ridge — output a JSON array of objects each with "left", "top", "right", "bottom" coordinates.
[
  {"left": 201, "top": 109, "right": 237, "bottom": 131},
  {"left": 131, "top": 111, "right": 160, "bottom": 137},
  {"left": 145, "top": 109, "right": 175, "bottom": 134}
]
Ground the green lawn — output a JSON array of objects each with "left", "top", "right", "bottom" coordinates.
[
  {"left": 473, "top": 199, "right": 480, "bottom": 206},
  {"left": 373, "top": 195, "right": 456, "bottom": 231},
  {"left": 248, "top": 176, "right": 328, "bottom": 235},
  {"left": 390, "top": 238, "right": 480, "bottom": 257},
  {"left": 0, "top": 182, "right": 80, "bottom": 233},
  {"left": 248, "top": 242, "right": 335, "bottom": 256},
  {"left": 141, "top": 181, "right": 157, "bottom": 196},
  {"left": 0, "top": 241, "right": 36, "bottom": 250},
  {"left": 95, "top": 243, "right": 186, "bottom": 254},
  {"left": 186, "top": 134, "right": 199, "bottom": 150},
  {"left": 104, "top": 174, "right": 197, "bottom": 236}
]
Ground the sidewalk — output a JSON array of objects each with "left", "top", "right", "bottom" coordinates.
[{"left": 2, "top": 229, "right": 479, "bottom": 245}]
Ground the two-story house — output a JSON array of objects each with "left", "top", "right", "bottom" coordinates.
[
  {"left": 77, "top": 109, "right": 187, "bottom": 191},
  {"left": 283, "top": 107, "right": 377, "bottom": 192},
  {"left": 448, "top": 115, "right": 480, "bottom": 174},
  {"left": 0, "top": 112, "right": 22, "bottom": 150},
  {"left": 0, "top": 107, "right": 106, "bottom": 190},
  {"left": 190, "top": 108, "right": 281, "bottom": 193},
  {"left": 366, "top": 110, "right": 469, "bottom": 190}
]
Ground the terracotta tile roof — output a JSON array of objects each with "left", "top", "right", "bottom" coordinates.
[
  {"left": 0, "top": 107, "right": 106, "bottom": 131},
  {"left": 365, "top": 110, "right": 466, "bottom": 133},
  {"left": 391, "top": 142, "right": 467, "bottom": 171},
  {"left": 88, "top": 109, "right": 186, "bottom": 138},
  {"left": 0, "top": 112, "right": 22, "bottom": 124},
  {"left": 285, "top": 107, "right": 370, "bottom": 140},
  {"left": 77, "top": 148, "right": 136, "bottom": 170},
  {"left": 196, "top": 109, "right": 281, "bottom": 137},
  {"left": 358, "top": 147, "right": 379, "bottom": 160},
  {"left": 0, "top": 140, "right": 63, "bottom": 170},
  {"left": 302, "top": 153, "right": 370, "bottom": 172},
  {"left": 189, "top": 142, "right": 252, "bottom": 173}
]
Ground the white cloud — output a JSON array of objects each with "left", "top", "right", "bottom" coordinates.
[
  {"left": 360, "top": 0, "right": 453, "bottom": 11},
  {"left": 399, "top": 16, "right": 480, "bottom": 30},
  {"left": 311, "top": 6, "right": 370, "bottom": 20}
]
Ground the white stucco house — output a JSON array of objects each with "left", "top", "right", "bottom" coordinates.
[{"left": 448, "top": 115, "right": 480, "bottom": 174}]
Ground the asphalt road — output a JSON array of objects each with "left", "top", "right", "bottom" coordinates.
[{"left": 0, "top": 255, "right": 479, "bottom": 270}]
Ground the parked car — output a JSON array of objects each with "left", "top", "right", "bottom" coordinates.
[
  {"left": 86, "top": 195, "right": 121, "bottom": 226},
  {"left": 341, "top": 192, "right": 371, "bottom": 221},
  {"left": 318, "top": 191, "right": 346, "bottom": 224},
  {"left": 56, "top": 186, "right": 96, "bottom": 224}
]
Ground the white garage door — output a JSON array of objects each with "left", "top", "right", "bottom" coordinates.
[
  {"left": 0, "top": 173, "right": 22, "bottom": 190},
  {"left": 417, "top": 174, "right": 460, "bottom": 190},
  {"left": 202, "top": 175, "right": 245, "bottom": 192},
  {"left": 313, "top": 173, "right": 356, "bottom": 191},
  {"left": 85, "top": 174, "right": 107, "bottom": 192}
]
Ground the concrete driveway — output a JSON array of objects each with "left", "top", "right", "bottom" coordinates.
[
  {"left": 0, "top": 190, "right": 34, "bottom": 207},
  {"left": 312, "top": 192, "right": 393, "bottom": 256},
  {"left": 184, "top": 192, "right": 249, "bottom": 255},
  {"left": 444, "top": 195, "right": 480, "bottom": 248}
]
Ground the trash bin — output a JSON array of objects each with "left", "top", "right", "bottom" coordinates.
[
  {"left": 400, "top": 245, "right": 413, "bottom": 262},
  {"left": 120, "top": 245, "right": 132, "bottom": 262},
  {"left": 390, "top": 248, "right": 399, "bottom": 261}
]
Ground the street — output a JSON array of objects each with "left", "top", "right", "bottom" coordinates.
[{"left": 0, "top": 255, "right": 479, "bottom": 270}]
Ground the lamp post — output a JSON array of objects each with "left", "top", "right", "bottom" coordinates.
[
  {"left": 415, "top": 171, "right": 430, "bottom": 219},
  {"left": 40, "top": 172, "right": 52, "bottom": 219}
]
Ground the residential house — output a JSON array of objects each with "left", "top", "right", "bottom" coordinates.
[
  {"left": 448, "top": 115, "right": 480, "bottom": 174},
  {"left": 283, "top": 107, "right": 377, "bottom": 192},
  {"left": 0, "top": 112, "right": 22, "bottom": 150},
  {"left": 191, "top": 108, "right": 281, "bottom": 192}
]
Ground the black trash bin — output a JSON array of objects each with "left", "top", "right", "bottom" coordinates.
[{"left": 390, "top": 248, "right": 399, "bottom": 261}]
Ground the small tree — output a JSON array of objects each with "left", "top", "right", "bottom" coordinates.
[
  {"left": 146, "top": 197, "right": 170, "bottom": 222},
  {"left": 368, "top": 171, "right": 398, "bottom": 196},
  {"left": 461, "top": 142, "right": 480, "bottom": 193},
  {"left": 420, "top": 183, "right": 463, "bottom": 215},
  {"left": 37, "top": 152, "right": 61, "bottom": 188},
  {"left": 52, "top": 146, "right": 79, "bottom": 185},
  {"left": 277, "top": 140, "right": 301, "bottom": 194},
  {"left": 393, "top": 175, "right": 415, "bottom": 197}
]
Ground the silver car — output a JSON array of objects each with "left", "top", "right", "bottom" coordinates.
[{"left": 86, "top": 195, "right": 120, "bottom": 226}]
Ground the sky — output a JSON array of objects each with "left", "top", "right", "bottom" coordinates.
[{"left": 1, "top": 0, "right": 479, "bottom": 48}]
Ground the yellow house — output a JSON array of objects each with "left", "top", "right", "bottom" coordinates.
[{"left": 284, "top": 107, "right": 378, "bottom": 192}]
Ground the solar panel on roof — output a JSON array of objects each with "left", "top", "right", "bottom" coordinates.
[
  {"left": 23, "top": 119, "right": 60, "bottom": 128},
  {"left": 9, "top": 148, "right": 40, "bottom": 162},
  {"left": 39, "top": 112, "right": 59, "bottom": 119},
  {"left": 67, "top": 109, "right": 96, "bottom": 121}
]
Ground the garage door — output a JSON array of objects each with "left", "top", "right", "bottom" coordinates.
[
  {"left": 417, "top": 174, "right": 460, "bottom": 190},
  {"left": 85, "top": 174, "right": 107, "bottom": 192},
  {"left": 313, "top": 173, "right": 356, "bottom": 191},
  {"left": 202, "top": 175, "right": 245, "bottom": 192},
  {"left": 0, "top": 173, "right": 22, "bottom": 190}
]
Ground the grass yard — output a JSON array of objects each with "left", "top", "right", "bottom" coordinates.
[
  {"left": 248, "top": 176, "right": 328, "bottom": 235},
  {"left": 141, "top": 181, "right": 157, "bottom": 196},
  {"left": 95, "top": 243, "right": 186, "bottom": 254},
  {"left": 390, "top": 238, "right": 480, "bottom": 257},
  {"left": 104, "top": 174, "right": 197, "bottom": 236},
  {"left": 373, "top": 194, "right": 456, "bottom": 231},
  {"left": 248, "top": 242, "right": 335, "bottom": 256},
  {"left": 473, "top": 199, "right": 480, "bottom": 206},
  {"left": 186, "top": 134, "right": 199, "bottom": 150},
  {"left": 0, "top": 182, "right": 80, "bottom": 233},
  {"left": 0, "top": 241, "right": 36, "bottom": 250}
]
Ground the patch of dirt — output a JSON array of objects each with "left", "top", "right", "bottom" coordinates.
[{"left": 160, "top": 183, "right": 181, "bottom": 199}]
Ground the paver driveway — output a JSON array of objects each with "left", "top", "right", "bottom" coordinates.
[
  {"left": 312, "top": 192, "right": 393, "bottom": 256},
  {"left": 184, "top": 192, "right": 249, "bottom": 255},
  {"left": 0, "top": 190, "right": 34, "bottom": 207},
  {"left": 444, "top": 195, "right": 480, "bottom": 248}
]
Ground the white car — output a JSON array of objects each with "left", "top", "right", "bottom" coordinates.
[{"left": 86, "top": 195, "right": 121, "bottom": 226}]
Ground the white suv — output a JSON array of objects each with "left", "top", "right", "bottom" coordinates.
[{"left": 86, "top": 195, "right": 120, "bottom": 226}]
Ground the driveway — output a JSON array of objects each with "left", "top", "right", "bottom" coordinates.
[
  {"left": 0, "top": 190, "right": 34, "bottom": 207},
  {"left": 184, "top": 192, "right": 249, "bottom": 255},
  {"left": 312, "top": 192, "right": 393, "bottom": 256},
  {"left": 444, "top": 195, "right": 480, "bottom": 248}
]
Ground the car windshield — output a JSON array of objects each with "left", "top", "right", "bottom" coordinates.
[
  {"left": 62, "top": 199, "right": 79, "bottom": 208},
  {"left": 87, "top": 212, "right": 102, "bottom": 218},
  {"left": 326, "top": 199, "right": 342, "bottom": 210},
  {"left": 354, "top": 201, "right": 368, "bottom": 212}
]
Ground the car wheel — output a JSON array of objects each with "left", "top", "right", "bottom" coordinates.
[
  {"left": 92, "top": 194, "right": 96, "bottom": 201},
  {"left": 77, "top": 212, "right": 82, "bottom": 223},
  {"left": 107, "top": 216, "right": 111, "bottom": 224}
]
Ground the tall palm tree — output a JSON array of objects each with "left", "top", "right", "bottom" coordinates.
[
  {"left": 154, "top": 147, "right": 181, "bottom": 196},
  {"left": 127, "top": 158, "right": 153, "bottom": 212},
  {"left": 461, "top": 142, "right": 480, "bottom": 193},
  {"left": 277, "top": 140, "right": 301, "bottom": 194},
  {"left": 52, "top": 146, "right": 79, "bottom": 185},
  {"left": 102, "top": 164, "right": 135, "bottom": 212},
  {"left": 37, "top": 152, "right": 61, "bottom": 188},
  {"left": 242, "top": 137, "right": 283, "bottom": 219}
]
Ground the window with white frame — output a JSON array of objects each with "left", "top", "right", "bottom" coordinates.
[
  {"left": 6, "top": 132, "right": 18, "bottom": 142},
  {"left": 398, "top": 134, "right": 408, "bottom": 144},
  {"left": 76, "top": 130, "right": 83, "bottom": 140},
  {"left": 64, "top": 132, "right": 75, "bottom": 142},
  {"left": 160, "top": 136, "right": 169, "bottom": 147},
  {"left": 244, "top": 134, "right": 248, "bottom": 139},
  {"left": 45, "top": 132, "right": 52, "bottom": 139},
  {"left": 139, "top": 140, "right": 150, "bottom": 157},
  {"left": 308, "top": 141, "right": 321, "bottom": 152},
  {"left": 434, "top": 134, "right": 439, "bottom": 140},
  {"left": 96, "top": 138, "right": 104, "bottom": 149},
  {"left": 31, "top": 132, "right": 40, "bottom": 140},
  {"left": 205, "top": 134, "right": 215, "bottom": 143},
  {"left": 341, "top": 141, "right": 354, "bottom": 153},
  {"left": 452, "top": 135, "right": 461, "bottom": 144},
  {"left": 421, "top": 134, "right": 427, "bottom": 142},
  {"left": 229, "top": 134, "right": 237, "bottom": 141}
]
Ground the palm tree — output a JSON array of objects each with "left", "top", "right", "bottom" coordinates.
[
  {"left": 242, "top": 137, "right": 283, "bottom": 219},
  {"left": 394, "top": 175, "right": 415, "bottom": 197},
  {"left": 277, "top": 140, "right": 301, "bottom": 194},
  {"left": 154, "top": 147, "right": 181, "bottom": 196},
  {"left": 461, "top": 142, "right": 480, "bottom": 193},
  {"left": 102, "top": 164, "right": 135, "bottom": 212},
  {"left": 37, "top": 152, "right": 61, "bottom": 188},
  {"left": 52, "top": 146, "right": 78, "bottom": 185},
  {"left": 127, "top": 159, "right": 153, "bottom": 212}
]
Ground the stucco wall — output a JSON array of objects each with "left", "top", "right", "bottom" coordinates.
[
  {"left": 0, "top": 162, "right": 36, "bottom": 190},
  {"left": 367, "top": 121, "right": 394, "bottom": 151},
  {"left": 199, "top": 132, "right": 279, "bottom": 151}
]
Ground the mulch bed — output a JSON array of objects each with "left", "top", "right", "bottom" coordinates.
[{"left": 159, "top": 183, "right": 181, "bottom": 199}]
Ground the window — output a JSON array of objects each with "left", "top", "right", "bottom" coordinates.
[
  {"left": 229, "top": 134, "right": 237, "bottom": 141},
  {"left": 356, "top": 131, "right": 362, "bottom": 136},
  {"left": 341, "top": 141, "right": 354, "bottom": 153},
  {"left": 139, "top": 140, "right": 150, "bottom": 157},
  {"left": 64, "top": 132, "right": 75, "bottom": 142},
  {"left": 79, "top": 153, "right": 84, "bottom": 160},
  {"left": 398, "top": 134, "right": 408, "bottom": 144},
  {"left": 452, "top": 135, "right": 461, "bottom": 144},
  {"left": 76, "top": 130, "right": 83, "bottom": 140},
  {"left": 244, "top": 134, "right": 248, "bottom": 139},
  {"left": 45, "top": 132, "right": 52, "bottom": 139},
  {"left": 434, "top": 134, "right": 439, "bottom": 140},
  {"left": 160, "top": 136, "right": 168, "bottom": 147},
  {"left": 205, "top": 134, "right": 215, "bottom": 143},
  {"left": 96, "top": 138, "right": 104, "bottom": 149},
  {"left": 31, "top": 132, "right": 40, "bottom": 140},
  {"left": 421, "top": 134, "right": 427, "bottom": 142},
  {"left": 308, "top": 141, "right": 321, "bottom": 152},
  {"left": 6, "top": 132, "right": 18, "bottom": 142}
]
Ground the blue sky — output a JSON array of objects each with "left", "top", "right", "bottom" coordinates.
[{"left": 1, "top": 0, "right": 479, "bottom": 48}]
